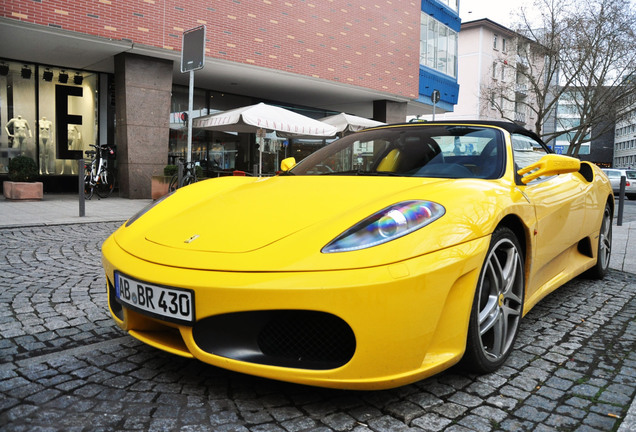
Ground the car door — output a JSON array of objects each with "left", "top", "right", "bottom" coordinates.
[{"left": 512, "top": 134, "right": 588, "bottom": 298}]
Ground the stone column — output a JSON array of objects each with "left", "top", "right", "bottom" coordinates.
[
  {"left": 373, "top": 100, "right": 407, "bottom": 124},
  {"left": 114, "top": 53, "right": 173, "bottom": 199}
]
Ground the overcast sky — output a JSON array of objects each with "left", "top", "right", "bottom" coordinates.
[
  {"left": 459, "top": 0, "right": 636, "bottom": 28},
  {"left": 459, "top": 0, "right": 528, "bottom": 27}
]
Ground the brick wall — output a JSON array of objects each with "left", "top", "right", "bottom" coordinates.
[{"left": 2, "top": 0, "right": 421, "bottom": 99}]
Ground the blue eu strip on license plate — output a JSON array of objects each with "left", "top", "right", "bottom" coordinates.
[{"left": 114, "top": 271, "right": 195, "bottom": 325}]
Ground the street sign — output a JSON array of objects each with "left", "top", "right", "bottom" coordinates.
[
  {"left": 431, "top": 89, "right": 440, "bottom": 121},
  {"left": 431, "top": 89, "right": 441, "bottom": 104},
  {"left": 181, "top": 25, "right": 206, "bottom": 73},
  {"left": 181, "top": 25, "right": 206, "bottom": 164}
]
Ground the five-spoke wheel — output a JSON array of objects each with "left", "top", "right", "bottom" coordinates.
[{"left": 463, "top": 226, "right": 525, "bottom": 373}]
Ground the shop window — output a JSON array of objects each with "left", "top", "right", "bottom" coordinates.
[
  {"left": 0, "top": 60, "right": 99, "bottom": 175},
  {"left": 38, "top": 66, "right": 98, "bottom": 175},
  {"left": 1, "top": 61, "right": 36, "bottom": 173}
]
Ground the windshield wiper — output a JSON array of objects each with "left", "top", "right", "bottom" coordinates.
[
  {"left": 319, "top": 170, "right": 403, "bottom": 177},
  {"left": 363, "top": 171, "right": 403, "bottom": 177},
  {"left": 319, "top": 170, "right": 360, "bottom": 175}
]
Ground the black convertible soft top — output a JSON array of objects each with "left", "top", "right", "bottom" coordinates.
[{"left": 385, "top": 120, "right": 547, "bottom": 147}]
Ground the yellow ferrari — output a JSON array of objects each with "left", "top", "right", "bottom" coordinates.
[{"left": 102, "top": 121, "right": 613, "bottom": 390}]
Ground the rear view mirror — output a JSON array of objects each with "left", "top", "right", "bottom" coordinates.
[
  {"left": 518, "top": 154, "right": 581, "bottom": 184},
  {"left": 280, "top": 157, "right": 296, "bottom": 172}
]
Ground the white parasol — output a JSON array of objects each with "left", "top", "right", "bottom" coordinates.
[
  {"left": 193, "top": 103, "right": 338, "bottom": 175},
  {"left": 319, "top": 112, "right": 386, "bottom": 136}
]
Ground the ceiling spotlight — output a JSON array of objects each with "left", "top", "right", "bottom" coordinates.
[
  {"left": 0, "top": 64, "right": 8, "bottom": 76},
  {"left": 43, "top": 69, "right": 53, "bottom": 82},
  {"left": 21, "top": 65, "right": 32, "bottom": 79},
  {"left": 59, "top": 71, "right": 68, "bottom": 83},
  {"left": 73, "top": 73, "right": 83, "bottom": 85}
]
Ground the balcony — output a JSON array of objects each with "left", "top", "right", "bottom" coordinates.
[
  {"left": 516, "top": 55, "right": 529, "bottom": 68},
  {"left": 515, "top": 84, "right": 528, "bottom": 96},
  {"left": 514, "top": 111, "right": 526, "bottom": 124}
]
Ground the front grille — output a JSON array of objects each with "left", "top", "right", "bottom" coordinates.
[
  {"left": 193, "top": 310, "right": 356, "bottom": 370},
  {"left": 257, "top": 311, "right": 355, "bottom": 364}
]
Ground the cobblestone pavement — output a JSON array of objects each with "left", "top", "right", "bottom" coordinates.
[{"left": 1, "top": 222, "right": 635, "bottom": 432}]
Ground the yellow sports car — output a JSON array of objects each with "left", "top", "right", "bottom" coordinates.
[{"left": 102, "top": 121, "right": 613, "bottom": 390}]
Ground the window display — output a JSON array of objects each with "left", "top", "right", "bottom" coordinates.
[
  {"left": 1, "top": 62, "right": 36, "bottom": 172},
  {"left": 38, "top": 117, "right": 54, "bottom": 174},
  {"left": 0, "top": 60, "right": 99, "bottom": 175}
]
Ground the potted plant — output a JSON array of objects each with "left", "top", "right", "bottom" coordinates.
[
  {"left": 151, "top": 165, "right": 176, "bottom": 200},
  {"left": 3, "top": 155, "right": 43, "bottom": 200}
]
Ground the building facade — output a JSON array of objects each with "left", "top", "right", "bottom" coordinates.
[
  {"left": 543, "top": 88, "right": 615, "bottom": 167},
  {"left": 614, "top": 92, "right": 636, "bottom": 168},
  {"left": 428, "top": 18, "right": 541, "bottom": 133},
  {"left": 0, "top": 0, "right": 459, "bottom": 198}
]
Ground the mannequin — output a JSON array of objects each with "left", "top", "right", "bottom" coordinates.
[
  {"left": 65, "top": 125, "right": 82, "bottom": 174},
  {"left": 38, "top": 117, "right": 54, "bottom": 174},
  {"left": 5, "top": 115, "right": 32, "bottom": 151}
]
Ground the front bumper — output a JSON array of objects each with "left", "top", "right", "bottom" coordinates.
[{"left": 102, "top": 234, "right": 490, "bottom": 390}]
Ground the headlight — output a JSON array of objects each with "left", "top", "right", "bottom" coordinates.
[
  {"left": 125, "top": 192, "right": 173, "bottom": 227},
  {"left": 322, "top": 200, "right": 445, "bottom": 253}
]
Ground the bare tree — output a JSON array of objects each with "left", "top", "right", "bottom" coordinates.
[{"left": 481, "top": 0, "right": 636, "bottom": 156}]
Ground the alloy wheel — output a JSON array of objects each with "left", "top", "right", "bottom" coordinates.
[{"left": 476, "top": 237, "right": 524, "bottom": 361}]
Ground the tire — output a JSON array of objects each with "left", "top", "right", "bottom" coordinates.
[
  {"left": 169, "top": 174, "right": 178, "bottom": 192},
  {"left": 462, "top": 226, "right": 525, "bottom": 373},
  {"left": 182, "top": 173, "right": 195, "bottom": 187},
  {"left": 84, "top": 173, "right": 94, "bottom": 200},
  {"left": 96, "top": 168, "right": 115, "bottom": 198},
  {"left": 584, "top": 202, "right": 612, "bottom": 279}
]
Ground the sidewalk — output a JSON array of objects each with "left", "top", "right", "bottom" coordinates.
[{"left": 0, "top": 193, "right": 151, "bottom": 227}]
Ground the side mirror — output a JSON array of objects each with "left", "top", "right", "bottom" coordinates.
[
  {"left": 280, "top": 157, "right": 296, "bottom": 172},
  {"left": 517, "top": 154, "right": 581, "bottom": 184}
]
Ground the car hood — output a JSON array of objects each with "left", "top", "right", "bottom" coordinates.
[
  {"left": 114, "top": 175, "right": 506, "bottom": 272},
  {"left": 144, "top": 176, "right": 392, "bottom": 253}
]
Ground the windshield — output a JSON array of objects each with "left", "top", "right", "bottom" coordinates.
[{"left": 289, "top": 125, "right": 505, "bottom": 179}]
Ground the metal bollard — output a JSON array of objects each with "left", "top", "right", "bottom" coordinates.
[
  {"left": 617, "top": 175, "right": 625, "bottom": 226},
  {"left": 78, "top": 158, "right": 85, "bottom": 217},
  {"left": 177, "top": 159, "right": 184, "bottom": 189}
]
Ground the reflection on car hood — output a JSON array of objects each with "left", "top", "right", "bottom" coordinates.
[
  {"left": 145, "top": 176, "right": 431, "bottom": 253},
  {"left": 114, "top": 175, "right": 495, "bottom": 271}
]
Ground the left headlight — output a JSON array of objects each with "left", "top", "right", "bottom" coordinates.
[{"left": 322, "top": 200, "right": 445, "bottom": 253}]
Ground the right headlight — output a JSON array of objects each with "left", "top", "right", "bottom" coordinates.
[{"left": 322, "top": 200, "right": 445, "bottom": 253}]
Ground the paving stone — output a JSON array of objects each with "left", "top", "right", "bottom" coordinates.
[
  {"left": 514, "top": 405, "right": 549, "bottom": 422},
  {"left": 457, "top": 414, "right": 495, "bottom": 432},
  {"left": 447, "top": 391, "right": 482, "bottom": 408},
  {"left": 321, "top": 412, "right": 356, "bottom": 431},
  {"left": 582, "top": 412, "right": 619, "bottom": 430},
  {"left": 411, "top": 412, "right": 452, "bottom": 431}
]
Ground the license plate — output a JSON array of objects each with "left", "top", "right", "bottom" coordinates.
[{"left": 114, "top": 272, "right": 195, "bottom": 325}]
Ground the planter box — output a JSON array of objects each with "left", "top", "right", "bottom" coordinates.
[
  {"left": 3, "top": 181, "right": 44, "bottom": 200},
  {"left": 151, "top": 175, "right": 171, "bottom": 200}
]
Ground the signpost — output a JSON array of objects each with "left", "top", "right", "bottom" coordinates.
[{"left": 181, "top": 25, "right": 206, "bottom": 165}]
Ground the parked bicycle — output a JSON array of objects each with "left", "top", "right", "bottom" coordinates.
[
  {"left": 169, "top": 158, "right": 198, "bottom": 192},
  {"left": 84, "top": 144, "right": 116, "bottom": 199}
]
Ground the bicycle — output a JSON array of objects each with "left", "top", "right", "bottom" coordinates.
[
  {"left": 84, "top": 144, "right": 116, "bottom": 199},
  {"left": 169, "top": 158, "right": 198, "bottom": 192}
]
